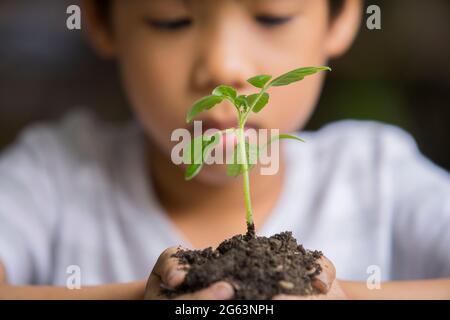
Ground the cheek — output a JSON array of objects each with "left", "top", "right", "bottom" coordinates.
[
  {"left": 118, "top": 53, "right": 177, "bottom": 153},
  {"left": 118, "top": 45, "right": 187, "bottom": 121},
  {"left": 247, "top": 14, "right": 329, "bottom": 131},
  {"left": 114, "top": 29, "right": 193, "bottom": 153},
  {"left": 251, "top": 75, "right": 325, "bottom": 132},
  {"left": 252, "top": 3, "right": 329, "bottom": 67}
]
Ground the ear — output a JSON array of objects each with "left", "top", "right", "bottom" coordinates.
[
  {"left": 81, "top": 0, "right": 116, "bottom": 58},
  {"left": 324, "top": 0, "right": 363, "bottom": 58}
]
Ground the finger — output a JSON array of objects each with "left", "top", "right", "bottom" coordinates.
[
  {"left": 273, "top": 294, "right": 333, "bottom": 300},
  {"left": 274, "top": 280, "right": 347, "bottom": 300},
  {"left": 152, "top": 247, "right": 187, "bottom": 288},
  {"left": 174, "top": 282, "right": 234, "bottom": 300},
  {"left": 313, "top": 255, "right": 336, "bottom": 293},
  {"left": 273, "top": 294, "right": 306, "bottom": 300},
  {"left": 144, "top": 273, "right": 167, "bottom": 300},
  {"left": 0, "top": 263, "right": 7, "bottom": 284}
]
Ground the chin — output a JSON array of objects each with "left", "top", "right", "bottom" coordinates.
[{"left": 194, "top": 165, "right": 240, "bottom": 187}]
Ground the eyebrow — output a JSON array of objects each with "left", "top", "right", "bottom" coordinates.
[
  {"left": 177, "top": 0, "right": 191, "bottom": 9},
  {"left": 155, "top": 0, "right": 190, "bottom": 6}
]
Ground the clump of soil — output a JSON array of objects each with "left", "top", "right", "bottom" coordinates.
[{"left": 163, "top": 226, "right": 323, "bottom": 300}]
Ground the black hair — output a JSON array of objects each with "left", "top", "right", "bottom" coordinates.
[
  {"left": 330, "top": 0, "right": 345, "bottom": 19},
  {"left": 95, "top": 0, "right": 110, "bottom": 19},
  {"left": 95, "top": 0, "right": 346, "bottom": 21}
]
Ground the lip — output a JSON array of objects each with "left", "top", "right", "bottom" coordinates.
[
  {"left": 200, "top": 118, "right": 238, "bottom": 132},
  {"left": 187, "top": 118, "right": 262, "bottom": 152},
  {"left": 188, "top": 118, "right": 261, "bottom": 132}
]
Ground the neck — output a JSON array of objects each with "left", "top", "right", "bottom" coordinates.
[{"left": 146, "top": 139, "right": 286, "bottom": 234}]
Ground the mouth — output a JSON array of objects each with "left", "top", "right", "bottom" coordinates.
[
  {"left": 187, "top": 118, "right": 262, "bottom": 153},
  {"left": 188, "top": 118, "right": 261, "bottom": 132}
]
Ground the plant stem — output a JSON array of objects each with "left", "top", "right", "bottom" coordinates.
[
  {"left": 241, "top": 85, "right": 269, "bottom": 124},
  {"left": 237, "top": 86, "right": 269, "bottom": 237},
  {"left": 237, "top": 119, "right": 254, "bottom": 236}
]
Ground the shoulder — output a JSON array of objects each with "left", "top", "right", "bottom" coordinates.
[
  {"left": 296, "top": 120, "right": 421, "bottom": 170},
  {"left": 1, "top": 109, "right": 141, "bottom": 173},
  {"left": 0, "top": 110, "right": 135, "bottom": 284},
  {"left": 306, "top": 120, "right": 418, "bottom": 154},
  {"left": 284, "top": 120, "right": 446, "bottom": 200},
  {"left": 0, "top": 109, "right": 144, "bottom": 216},
  {"left": 293, "top": 120, "right": 449, "bottom": 200}
]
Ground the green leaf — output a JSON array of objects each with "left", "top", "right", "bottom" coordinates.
[
  {"left": 269, "top": 66, "right": 331, "bottom": 87},
  {"left": 184, "top": 133, "right": 221, "bottom": 180},
  {"left": 260, "top": 134, "right": 305, "bottom": 153},
  {"left": 186, "top": 95, "right": 224, "bottom": 123},
  {"left": 225, "top": 134, "right": 303, "bottom": 177},
  {"left": 226, "top": 142, "right": 258, "bottom": 177},
  {"left": 212, "top": 85, "right": 237, "bottom": 100},
  {"left": 247, "top": 75, "right": 272, "bottom": 88},
  {"left": 185, "top": 163, "right": 203, "bottom": 181},
  {"left": 235, "top": 95, "right": 247, "bottom": 109},
  {"left": 226, "top": 161, "right": 241, "bottom": 177},
  {"left": 273, "top": 133, "right": 305, "bottom": 143},
  {"left": 247, "top": 93, "right": 269, "bottom": 113},
  {"left": 183, "top": 135, "right": 203, "bottom": 165}
]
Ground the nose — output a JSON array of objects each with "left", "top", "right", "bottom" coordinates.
[{"left": 191, "top": 16, "right": 255, "bottom": 94}]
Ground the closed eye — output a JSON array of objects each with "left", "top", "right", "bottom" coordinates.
[
  {"left": 146, "top": 18, "right": 192, "bottom": 31},
  {"left": 255, "top": 15, "right": 293, "bottom": 27}
]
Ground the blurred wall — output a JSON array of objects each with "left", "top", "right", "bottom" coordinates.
[{"left": 1, "top": 0, "right": 449, "bottom": 170}]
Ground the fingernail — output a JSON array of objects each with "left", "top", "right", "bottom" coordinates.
[
  {"left": 314, "top": 272, "right": 331, "bottom": 293},
  {"left": 212, "top": 282, "right": 234, "bottom": 299},
  {"left": 167, "top": 269, "right": 185, "bottom": 288}
]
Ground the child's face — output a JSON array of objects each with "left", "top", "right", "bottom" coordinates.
[{"left": 86, "top": 0, "right": 360, "bottom": 183}]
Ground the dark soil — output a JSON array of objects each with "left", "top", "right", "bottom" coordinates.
[{"left": 162, "top": 226, "right": 323, "bottom": 300}]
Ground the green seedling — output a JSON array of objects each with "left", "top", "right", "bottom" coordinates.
[{"left": 184, "top": 66, "right": 331, "bottom": 236}]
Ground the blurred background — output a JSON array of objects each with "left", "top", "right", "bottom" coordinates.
[{"left": 0, "top": 0, "right": 449, "bottom": 170}]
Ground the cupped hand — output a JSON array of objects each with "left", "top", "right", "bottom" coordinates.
[
  {"left": 144, "top": 247, "right": 234, "bottom": 300},
  {"left": 273, "top": 255, "right": 347, "bottom": 300}
]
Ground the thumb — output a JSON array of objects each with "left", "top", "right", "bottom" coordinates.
[
  {"left": 0, "top": 263, "right": 7, "bottom": 284},
  {"left": 313, "top": 255, "right": 336, "bottom": 293}
]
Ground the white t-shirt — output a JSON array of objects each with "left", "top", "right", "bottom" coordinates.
[{"left": 0, "top": 110, "right": 449, "bottom": 286}]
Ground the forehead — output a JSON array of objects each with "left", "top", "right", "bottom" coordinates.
[{"left": 131, "top": 0, "right": 306, "bottom": 8}]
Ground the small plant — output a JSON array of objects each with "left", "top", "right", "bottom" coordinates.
[
  {"left": 163, "top": 66, "right": 332, "bottom": 299},
  {"left": 184, "top": 66, "right": 331, "bottom": 236}
]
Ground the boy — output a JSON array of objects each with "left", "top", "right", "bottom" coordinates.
[{"left": 0, "top": 0, "right": 449, "bottom": 299}]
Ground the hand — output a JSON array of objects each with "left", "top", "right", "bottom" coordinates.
[
  {"left": 0, "top": 263, "right": 7, "bottom": 284},
  {"left": 144, "top": 247, "right": 235, "bottom": 300},
  {"left": 273, "top": 256, "right": 347, "bottom": 300}
]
